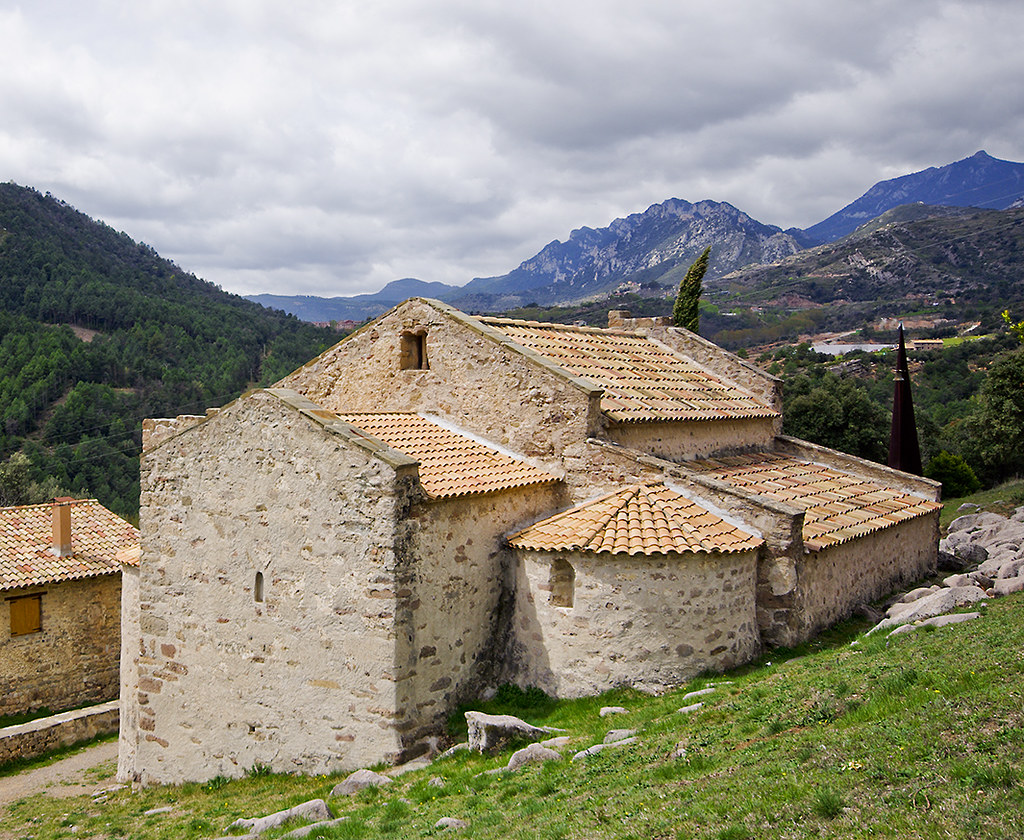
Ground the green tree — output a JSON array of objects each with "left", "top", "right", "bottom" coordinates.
[
  {"left": 924, "top": 450, "right": 981, "bottom": 498},
  {"left": 959, "top": 347, "right": 1024, "bottom": 484},
  {"left": 0, "top": 452, "right": 66, "bottom": 506},
  {"left": 783, "top": 373, "right": 889, "bottom": 463},
  {"left": 673, "top": 246, "right": 711, "bottom": 332}
]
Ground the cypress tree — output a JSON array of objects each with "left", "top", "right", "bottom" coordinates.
[{"left": 673, "top": 246, "right": 711, "bottom": 332}]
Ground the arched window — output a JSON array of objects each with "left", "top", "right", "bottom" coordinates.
[
  {"left": 254, "top": 571, "right": 264, "bottom": 603},
  {"left": 549, "top": 558, "right": 575, "bottom": 608}
]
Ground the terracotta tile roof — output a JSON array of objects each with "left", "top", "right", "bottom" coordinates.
[
  {"left": 336, "top": 412, "right": 559, "bottom": 499},
  {"left": 508, "top": 483, "right": 763, "bottom": 556},
  {"left": 687, "top": 453, "right": 942, "bottom": 551},
  {"left": 0, "top": 500, "right": 140, "bottom": 591},
  {"left": 480, "top": 317, "right": 777, "bottom": 423}
]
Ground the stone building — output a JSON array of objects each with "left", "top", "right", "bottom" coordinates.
[
  {"left": 120, "top": 298, "right": 941, "bottom": 784},
  {"left": 1, "top": 498, "right": 139, "bottom": 718}
]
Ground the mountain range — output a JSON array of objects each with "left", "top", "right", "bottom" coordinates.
[{"left": 249, "top": 151, "right": 1024, "bottom": 322}]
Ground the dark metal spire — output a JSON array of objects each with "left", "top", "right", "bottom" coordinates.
[{"left": 888, "top": 323, "right": 923, "bottom": 475}]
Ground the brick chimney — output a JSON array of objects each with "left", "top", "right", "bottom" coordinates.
[{"left": 51, "top": 497, "right": 75, "bottom": 557}]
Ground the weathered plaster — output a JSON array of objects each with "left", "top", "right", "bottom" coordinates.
[
  {"left": 277, "top": 298, "right": 602, "bottom": 469},
  {"left": 510, "top": 546, "right": 761, "bottom": 697},
  {"left": 127, "top": 390, "right": 418, "bottom": 784}
]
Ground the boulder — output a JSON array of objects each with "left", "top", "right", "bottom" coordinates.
[
  {"left": 680, "top": 687, "right": 716, "bottom": 702},
  {"left": 603, "top": 729, "right": 637, "bottom": 744},
  {"left": 992, "top": 574, "right": 1024, "bottom": 597},
  {"left": 871, "top": 586, "right": 988, "bottom": 633},
  {"left": 677, "top": 702, "right": 704, "bottom": 714},
  {"left": 281, "top": 819, "right": 350, "bottom": 839},
  {"left": 969, "top": 572, "right": 994, "bottom": 590},
  {"left": 942, "top": 574, "right": 971, "bottom": 588},
  {"left": 954, "top": 543, "right": 988, "bottom": 566},
  {"left": 886, "top": 611, "right": 981, "bottom": 638},
  {"left": 540, "top": 736, "right": 572, "bottom": 749},
  {"left": 599, "top": 706, "right": 628, "bottom": 717},
  {"left": 998, "top": 557, "right": 1024, "bottom": 579},
  {"left": 897, "top": 585, "right": 941, "bottom": 604},
  {"left": 948, "top": 512, "right": 1005, "bottom": 533},
  {"left": 465, "top": 712, "right": 551, "bottom": 752},
  {"left": 978, "top": 555, "right": 1009, "bottom": 577},
  {"left": 506, "top": 742, "right": 563, "bottom": 771},
  {"left": 228, "top": 799, "right": 334, "bottom": 836},
  {"left": 435, "top": 817, "right": 469, "bottom": 830},
  {"left": 331, "top": 769, "right": 392, "bottom": 797},
  {"left": 572, "top": 737, "right": 638, "bottom": 761},
  {"left": 937, "top": 550, "right": 969, "bottom": 572}
]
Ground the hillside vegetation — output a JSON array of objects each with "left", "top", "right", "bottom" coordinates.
[
  {"left": 5, "top": 592, "right": 1022, "bottom": 838},
  {"left": 0, "top": 184, "right": 336, "bottom": 518}
]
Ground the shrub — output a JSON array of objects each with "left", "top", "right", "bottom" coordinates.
[{"left": 925, "top": 450, "right": 981, "bottom": 498}]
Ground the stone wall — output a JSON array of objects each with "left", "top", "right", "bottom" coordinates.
[
  {"left": 397, "top": 484, "right": 565, "bottom": 745},
  {"left": 510, "top": 546, "right": 761, "bottom": 698},
  {"left": 790, "top": 511, "right": 940, "bottom": 643},
  {"left": 277, "top": 298, "right": 601, "bottom": 471},
  {"left": 605, "top": 417, "right": 776, "bottom": 463},
  {"left": 117, "top": 562, "right": 140, "bottom": 782},
  {"left": 127, "top": 390, "right": 418, "bottom": 785},
  {"left": 0, "top": 701, "right": 118, "bottom": 767},
  {"left": 1, "top": 575, "right": 121, "bottom": 717}
]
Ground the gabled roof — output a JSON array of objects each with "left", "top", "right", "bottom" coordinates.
[
  {"left": 0, "top": 500, "right": 140, "bottom": 591},
  {"left": 508, "top": 483, "right": 763, "bottom": 556},
  {"left": 479, "top": 317, "right": 777, "bottom": 423},
  {"left": 687, "top": 453, "right": 942, "bottom": 551},
  {"left": 336, "top": 412, "right": 559, "bottom": 499}
]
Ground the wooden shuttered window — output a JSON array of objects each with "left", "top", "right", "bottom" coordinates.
[{"left": 10, "top": 594, "right": 42, "bottom": 636}]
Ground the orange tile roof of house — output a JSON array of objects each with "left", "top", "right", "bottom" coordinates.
[
  {"left": 336, "top": 412, "right": 559, "bottom": 499},
  {"left": 508, "top": 483, "right": 763, "bottom": 556},
  {"left": 0, "top": 500, "right": 140, "bottom": 591},
  {"left": 480, "top": 317, "right": 777, "bottom": 423},
  {"left": 687, "top": 453, "right": 942, "bottom": 551}
]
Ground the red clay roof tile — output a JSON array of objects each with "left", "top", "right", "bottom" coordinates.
[
  {"left": 336, "top": 412, "right": 559, "bottom": 499},
  {"left": 0, "top": 500, "right": 139, "bottom": 591},
  {"left": 687, "top": 453, "right": 940, "bottom": 552},
  {"left": 508, "top": 483, "right": 763, "bottom": 556},
  {"left": 481, "top": 318, "right": 777, "bottom": 423}
]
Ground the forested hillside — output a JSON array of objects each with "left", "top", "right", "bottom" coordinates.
[{"left": 0, "top": 184, "right": 337, "bottom": 519}]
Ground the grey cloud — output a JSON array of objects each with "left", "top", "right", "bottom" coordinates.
[{"left": 0, "top": 1, "right": 1021, "bottom": 295}]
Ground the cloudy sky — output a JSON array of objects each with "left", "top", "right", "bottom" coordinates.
[{"left": 2, "top": 1, "right": 1022, "bottom": 297}]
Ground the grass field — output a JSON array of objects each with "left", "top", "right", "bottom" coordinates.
[
  {"left": 5, "top": 487, "right": 1023, "bottom": 840},
  {"left": 4, "top": 589, "right": 1022, "bottom": 840}
]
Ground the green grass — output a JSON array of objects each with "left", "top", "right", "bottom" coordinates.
[{"left": 4, "top": 596, "right": 1024, "bottom": 839}]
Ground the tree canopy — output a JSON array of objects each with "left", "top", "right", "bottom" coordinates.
[{"left": 0, "top": 183, "right": 339, "bottom": 518}]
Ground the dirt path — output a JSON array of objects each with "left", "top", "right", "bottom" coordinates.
[{"left": 0, "top": 739, "right": 119, "bottom": 811}]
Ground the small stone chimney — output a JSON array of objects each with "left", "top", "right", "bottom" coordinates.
[{"left": 51, "top": 497, "right": 75, "bottom": 557}]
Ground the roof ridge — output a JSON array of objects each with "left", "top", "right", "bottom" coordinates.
[
  {"left": 582, "top": 485, "right": 641, "bottom": 552},
  {"left": 479, "top": 316, "right": 636, "bottom": 337},
  {"left": 1, "top": 498, "right": 100, "bottom": 514}
]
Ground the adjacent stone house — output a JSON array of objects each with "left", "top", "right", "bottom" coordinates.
[
  {"left": 120, "top": 297, "right": 940, "bottom": 784},
  {"left": 1, "top": 498, "right": 139, "bottom": 718}
]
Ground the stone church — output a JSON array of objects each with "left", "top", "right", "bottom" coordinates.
[{"left": 118, "top": 298, "right": 940, "bottom": 784}]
